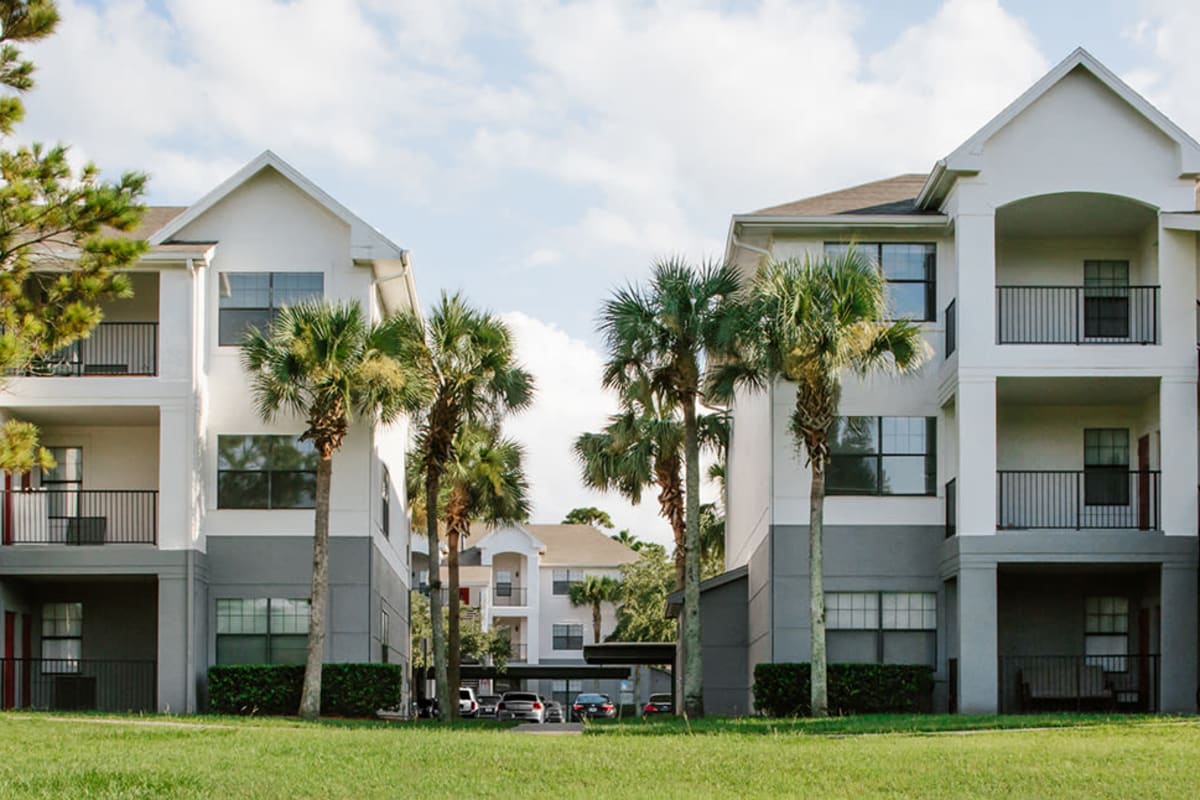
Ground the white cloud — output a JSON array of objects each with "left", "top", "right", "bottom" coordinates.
[{"left": 1122, "top": 0, "right": 1200, "bottom": 136}]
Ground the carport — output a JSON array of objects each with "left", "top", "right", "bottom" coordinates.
[{"left": 582, "top": 642, "right": 677, "bottom": 713}]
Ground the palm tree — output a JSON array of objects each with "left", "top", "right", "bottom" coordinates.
[
  {"left": 398, "top": 292, "right": 534, "bottom": 721},
  {"left": 241, "top": 300, "right": 430, "bottom": 720},
  {"left": 569, "top": 575, "right": 622, "bottom": 644},
  {"left": 414, "top": 422, "right": 530, "bottom": 707},
  {"left": 598, "top": 257, "right": 744, "bottom": 718},
  {"left": 610, "top": 529, "right": 644, "bottom": 551},
  {"left": 708, "top": 248, "right": 929, "bottom": 717},
  {"left": 574, "top": 377, "right": 726, "bottom": 591}
]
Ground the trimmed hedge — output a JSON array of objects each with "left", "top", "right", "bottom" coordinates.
[
  {"left": 208, "top": 663, "right": 404, "bottom": 717},
  {"left": 753, "top": 663, "right": 934, "bottom": 717}
]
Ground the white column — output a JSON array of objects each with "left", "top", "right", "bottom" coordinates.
[
  {"left": 956, "top": 564, "right": 998, "bottom": 714},
  {"left": 157, "top": 402, "right": 194, "bottom": 550},
  {"left": 953, "top": 212, "right": 996, "bottom": 366},
  {"left": 1158, "top": 377, "right": 1197, "bottom": 535},
  {"left": 524, "top": 555, "right": 540, "bottom": 664},
  {"left": 956, "top": 377, "right": 997, "bottom": 535}
]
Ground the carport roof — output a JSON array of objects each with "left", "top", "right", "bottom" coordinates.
[{"left": 460, "top": 664, "right": 630, "bottom": 680}]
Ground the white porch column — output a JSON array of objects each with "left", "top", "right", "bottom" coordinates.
[
  {"left": 1158, "top": 377, "right": 1197, "bottom": 535},
  {"left": 956, "top": 376, "right": 997, "bottom": 535},
  {"left": 956, "top": 564, "right": 998, "bottom": 714},
  {"left": 1159, "top": 564, "right": 1198, "bottom": 713},
  {"left": 157, "top": 402, "right": 193, "bottom": 550},
  {"left": 524, "top": 554, "right": 540, "bottom": 663}
]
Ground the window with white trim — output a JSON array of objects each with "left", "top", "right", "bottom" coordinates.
[
  {"left": 217, "top": 435, "right": 318, "bottom": 509},
  {"left": 824, "top": 242, "right": 936, "bottom": 321},
  {"left": 495, "top": 570, "right": 513, "bottom": 598},
  {"left": 216, "top": 598, "right": 310, "bottom": 665},
  {"left": 218, "top": 271, "right": 324, "bottom": 345},
  {"left": 1085, "top": 596, "right": 1128, "bottom": 669}
]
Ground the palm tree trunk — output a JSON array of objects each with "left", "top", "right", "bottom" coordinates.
[
  {"left": 592, "top": 601, "right": 602, "bottom": 644},
  {"left": 809, "top": 458, "right": 828, "bottom": 718},
  {"left": 298, "top": 453, "right": 333, "bottom": 720},
  {"left": 425, "top": 468, "right": 451, "bottom": 722},
  {"left": 446, "top": 524, "right": 461, "bottom": 720},
  {"left": 681, "top": 399, "right": 703, "bottom": 718}
]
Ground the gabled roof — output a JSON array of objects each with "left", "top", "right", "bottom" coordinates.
[
  {"left": 918, "top": 47, "right": 1200, "bottom": 208},
  {"left": 148, "top": 150, "right": 406, "bottom": 261},
  {"left": 746, "top": 174, "right": 932, "bottom": 217},
  {"left": 471, "top": 522, "right": 639, "bottom": 567}
]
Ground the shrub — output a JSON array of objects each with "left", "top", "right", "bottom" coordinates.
[
  {"left": 753, "top": 663, "right": 934, "bottom": 717},
  {"left": 208, "top": 663, "right": 404, "bottom": 717}
]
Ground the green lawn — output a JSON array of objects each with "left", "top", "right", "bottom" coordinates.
[{"left": 0, "top": 713, "right": 1197, "bottom": 799}]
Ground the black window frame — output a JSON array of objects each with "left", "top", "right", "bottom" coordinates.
[
  {"left": 215, "top": 597, "right": 311, "bottom": 666},
  {"left": 552, "top": 623, "right": 584, "bottom": 651},
  {"left": 552, "top": 569, "right": 584, "bottom": 595},
  {"left": 40, "top": 601, "right": 83, "bottom": 673},
  {"left": 825, "top": 591, "right": 937, "bottom": 666},
  {"left": 217, "top": 271, "right": 324, "bottom": 346},
  {"left": 827, "top": 416, "right": 937, "bottom": 497},
  {"left": 1083, "top": 260, "right": 1131, "bottom": 340},
  {"left": 1084, "top": 428, "right": 1130, "bottom": 507},
  {"left": 824, "top": 242, "right": 937, "bottom": 322},
  {"left": 216, "top": 435, "right": 318, "bottom": 510}
]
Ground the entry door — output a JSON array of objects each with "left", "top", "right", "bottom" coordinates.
[
  {"left": 1137, "top": 435, "right": 1150, "bottom": 530},
  {"left": 3, "top": 612, "right": 14, "bottom": 710}
]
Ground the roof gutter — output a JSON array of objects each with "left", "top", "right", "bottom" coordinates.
[{"left": 733, "top": 214, "right": 951, "bottom": 229}]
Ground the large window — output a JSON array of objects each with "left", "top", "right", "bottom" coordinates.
[
  {"left": 41, "top": 602, "right": 83, "bottom": 673},
  {"left": 828, "top": 417, "right": 936, "bottom": 496},
  {"left": 552, "top": 569, "right": 584, "bottom": 595},
  {"left": 1085, "top": 595, "right": 1129, "bottom": 668},
  {"left": 826, "top": 591, "right": 936, "bottom": 665},
  {"left": 217, "top": 435, "right": 318, "bottom": 509},
  {"left": 495, "top": 570, "right": 513, "bottom": 598},
  {"left": 216, "top": 598, "right": 310, "bottom": 665},
  {"left": 41, "top": 446, "right": 83, "bottom": 530},
  {"left": 380, "top": 609, "right": 390, "bottom": 664},
  {"left": 825, "top": 242, "right": 936, "bottom": 321},
  {"left": 218, "top": 271, "right": 324, "bottom": 345},
  {"left": 1084, "top": 428, "right": 1129, "bottom": 506},
  {"left": 552, "top": 623, "right": 584, "bottom": 651},
  {"left": 1083, "top": 260, "right": 1130, "bottom": 339}
]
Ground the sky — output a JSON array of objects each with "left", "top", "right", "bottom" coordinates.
[{"left": 18, "top": 0, "right": 1200, "bottom": 545}]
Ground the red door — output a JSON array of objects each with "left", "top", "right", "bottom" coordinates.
[
  {"left": 1137, "top": 435, "right": 1150, "bottom": 530},
  {"left": 3, "top": 611, "right": 14, "bottom": 710},
  {"left": 459, "top": 587, "right": 471, "bottom": 605}
]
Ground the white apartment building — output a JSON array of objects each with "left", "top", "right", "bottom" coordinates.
[
  {"left": 700, "top": 49, "right": 1200, "bottom": 716},
  {"left": 0, "top": 151, "right": 417, "bottom": 713}
]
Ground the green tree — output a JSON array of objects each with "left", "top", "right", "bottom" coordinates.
[
  {"left": 574, "top": 376, "right": 726, "bottom": 590},
  {"left": 410, "top": 592, "right": 509, "bottom": 671},
  {"left": 598, "top": 258, "right": 743, "bottom": 718},
  {"left": 608, "top": 544, "right": 676, "bottom": 643},
  {"left": 709, "top": 249, "right": 929, "bottom": 717},
  {"left": 699, "top": 502, "right": 724, "bottom": 580},
  {"left": 610, "top": 529, "right": 643, "bottom": 551},
  {"left": 0, "top": 0, "right": 149, "bottom": 471},
  {"left": 241, "top": 300, "right": 430, "bottom": 720},
  {"left": 398, "top": 292, "right": 534, "bottom": 721},
  {"left": 562, "top": 506, "right": 614, "bottom": 528},
  {"left": 408, "top": 422, "right": 530, "bottom": 716},
  {"left": 568, "top": 575, "right": 622, "bottom": 645}
]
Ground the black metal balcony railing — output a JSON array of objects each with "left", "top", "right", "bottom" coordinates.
[
  {"left": 997, "top": 471, "right": 1160, "bottom": 530},
  {"left": 944, "top": 299, "right": 956, "bottom": 357},
  {"left": 0, "top": 489, "right": 158, "bottom": 545},
  {"left": 999, "top": 654, "right": 1159, "bottom": 714},
  {"left": 996, "top": 286, "right": 1158, "bottom": 345},
  {"left": 18, "top": 322, "right": 158, "bottom": 376},
  {"left": 507, "top": 644, "right": 528, "bottom": 664},
  {"left": 0, "top": 658, "right": 156, "bottom": 712},
  {"left": 944, "top": 478, "right": 956, "bottom": 539},
  {"left": 492, "top": 586, "right": 528, "bottom": 607}
]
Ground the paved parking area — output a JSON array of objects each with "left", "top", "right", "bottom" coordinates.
[{"left": 508, "top": 723, "right": 584, "bottom": 735}]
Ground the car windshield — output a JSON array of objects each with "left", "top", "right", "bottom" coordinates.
[
  {"left": 459, "top": 690, "right": 472, "bottom": 699},
  {"left": 649, "top": 694, "right": 671, "bottom": 703},
  {"left": 504, "top": 693, "right": 538, "bottom": 702},
  {"left": 575, "top": 694, "right": 609, "bottom": 704}
]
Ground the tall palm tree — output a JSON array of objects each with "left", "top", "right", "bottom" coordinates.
[
  {"left": 598, "top": 257, "right": 744, "bottom": 718},
  {"left": 569, "top": 575, "right": 622, "bottom": 644},
  {"left": 708, "top": 248, "right": 929, "bottom": 716},
  {"left": 397, "top": 292, "right": 534, "bottom": 721},
  {"left": 574, "top": 376, "right": 726, "bottom": 590},
  {"left": 409, "top": 422, "right": 531, "bottom": 708},
  {"left": 610, "top": 529, "right": 644, "bottom": 551},
  {"left": 241, "top": 300, "right": 430, "bottom": 720}
]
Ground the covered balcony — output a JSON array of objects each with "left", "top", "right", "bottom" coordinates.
[
  {"left": 494, "top": 618, "right": 528, "bottom": 664},
  {"left": 994, "top": 193, "right": 1159, "bottom": 346}
]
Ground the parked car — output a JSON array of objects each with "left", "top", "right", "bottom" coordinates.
[
  {"left": 459, "top": 687, "right": 479, "bottom": 718},
  {"left": 643, "top": 693, "right": 673, "bottom": 716},
  {"left": 476, "top": 694, "right": 502, "bottom": 718},
  {"left": 496, "top": 691, "right": 545, "bottom": 723},
  {"left": 415, "top": 697, "right": 439, "bottom": 719},
  {"left": 571, "top": 693, "right": 617, "bottom": 721},
  {"left": 543, "top": 697, "right": 566, "bottom": 723}
]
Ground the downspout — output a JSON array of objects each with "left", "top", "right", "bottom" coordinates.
[{"left": 731, "top": 235, "right": 772, "bottom": 259}]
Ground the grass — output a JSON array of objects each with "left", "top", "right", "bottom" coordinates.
[{"left": 0, "top": 712, "right": 1197, "bottom": 798}]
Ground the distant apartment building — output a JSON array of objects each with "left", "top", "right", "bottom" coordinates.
[
  {"left": 701, "top": 49, "right": 1200, "bottom": 715},
  {"left": 0, "top": 151, "right": 416, "bottom": 713}
]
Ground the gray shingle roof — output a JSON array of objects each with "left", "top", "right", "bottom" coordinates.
[{"left": 747, "top": 174, "right": 934, "bottom": 217}]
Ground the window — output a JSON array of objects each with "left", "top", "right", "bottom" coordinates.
[
  {"left": 217, "top": 435, "right": 318, "bottom": 509},
  {"left": 825, "top": 242, "right": 936, "bottom": 321},
  {"left": 826, "top": 591, "right": 936, "bottom": 665},
  {"left": 552, "top": 569, "right": 584, "bottom": 595},
  {"left": 41, "top": 602, "right": 82, "bottom": 673},
  {"left": 1084, "top": 261, "right": 1130, "bottom": 339},
  {"left": 828, "top": 417, "right": 936, "bottom": 496},
  {"left": 381, "top": 609, "right": 390, "bottom": 664},
  {"left": 1085, "top": 596, "right": 1129, "bottom": 669},
  {"left": 1084, "top": 429, "right": 1129, "bottom": 506},
  {"left": 216, "top": 598, "right": 310, "bottom": 665},
  {"left": 495, "top": 570, "right": 513, "bottom": 598},
  {"left": 552, "top": 679, "right": 583, "bottom": 708},
  {"left": 552, "top": 623, "right": 584, "bottom": 650},
  {"left": 380, "top": 466, "right": 390, "bottom": 537},
  {"left": 218, "top": 271, "right": 323, "bottom": 345}
]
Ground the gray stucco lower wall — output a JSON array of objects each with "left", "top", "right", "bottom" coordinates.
[
  {"left": 700, "top": 574, "right": 750, "bottom": 715},
  {"left": 747, "top": 534, "right": 772, "bottom": 675}
]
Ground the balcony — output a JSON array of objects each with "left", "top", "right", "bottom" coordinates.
[
  {"left": 0, "top": 489, "right": 158, "bottom": 545},
  {"left": 492, "top": 586, "right": 528, "bottom": 607},
  {"left": 999, "top": 654, "right": 1159, "bottom": 713},
  {"left": 0, "top": 658, "right": 156, "bottom": 712},
  {"left": 997, "top": 470, "right": 1159, "bottom": 530},
  {"left": 14, "top": 322, "right": 159, "bottom": 377},
  {"left": 996, "top": 286, "right": 1158, "bottom": 345},
  {"left": 507, "top": 643, "right": 528, "bottom": 664}
]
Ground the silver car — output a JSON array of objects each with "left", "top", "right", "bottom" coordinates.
[
  {"left": 496, "top": 691, "right": 546, "bottom": 723},
  {"left": 543, "top": 697, "right": 566, "bottom": 723}
]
